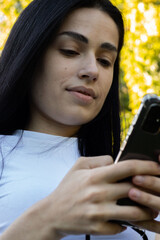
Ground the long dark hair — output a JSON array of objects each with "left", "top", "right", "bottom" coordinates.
[{"left": 0, "top": 0, "right": 124, "bottom": 159}]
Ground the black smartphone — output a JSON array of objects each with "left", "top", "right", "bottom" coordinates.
[
  {"left": 112, "top": 94, "right": 160, "bottom": 226},
  {"left": 115, "top": 94, "right": 160, "bottom": 204}
]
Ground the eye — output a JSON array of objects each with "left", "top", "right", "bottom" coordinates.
[
  {"left": 97, "top": 58, "right": 111, "bottom": 68},
  {"left": 59, "top": 49, "right": 80, "bottom": 57}
]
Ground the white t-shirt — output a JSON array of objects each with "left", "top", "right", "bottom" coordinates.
[{"left": 0, "top": 130, "right": 158, "bottom": 240}]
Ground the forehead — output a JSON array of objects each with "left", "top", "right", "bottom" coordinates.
[{"left": 58, "top": 7, "right": 119, "bottom": 49}]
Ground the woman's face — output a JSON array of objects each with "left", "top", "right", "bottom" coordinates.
[{"left": 29, "top": 7, "right": 119, "bottom": 136}]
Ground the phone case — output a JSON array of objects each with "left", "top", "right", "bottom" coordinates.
[
  {"left": 112, "top": 94, "right": 160, "bottom": 226},
  {"left": 115, "top": 94, "right": 160, "bottom": 164},
  {"left": 115, "top": 94, "right": 160, "bottom": 206}
]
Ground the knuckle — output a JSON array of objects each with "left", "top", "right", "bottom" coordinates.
[
  {"left": 86, "top": 205, "right": 103, "bottom": 221},
  {"left": 78, "top": 156, "right": 86, "bottom": 163},
  {"left": 87, "top": 191, "right": 99, "bottom": 202},
  {"left": 86, "top": 171, "right": 97, "bottom": 185},
  {"left": 84, "top": 186, "right": 106, "bottom": 203},
  {"left": 76, "top": 157, "right": 86, "bottom": 168},
  {"left": 86, "top": 205, "right": 97, "bottom": 221}
]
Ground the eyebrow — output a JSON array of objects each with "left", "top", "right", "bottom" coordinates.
[
  {"left": 58, "top": 31, "right": 118, "bottom": 52},
  {"left": 58, "top": 31, "right": 88, "bottom": 44},
  {"left": 101, "top": 42, "right": 117, "bottom": 52}
]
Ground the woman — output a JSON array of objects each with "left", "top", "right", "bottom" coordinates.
[{"left": 0, "top": 0, "right": 160, "bottom": 239}]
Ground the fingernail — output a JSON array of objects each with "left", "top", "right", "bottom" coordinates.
[
  {"left": 130, "top": 189, "right": 141, "bottom": 200},
  {"left": 134, "top": 176, "right": 144, "bottom": 184}
]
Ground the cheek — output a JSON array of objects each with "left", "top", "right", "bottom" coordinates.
[
  {"left": 100, "top": 73, "right": 113, "bottom": 101},
  {"left": 50, "top": 60, "right": 76, "bottom": 86},
  {"left": 31, "top": 82, "right": 48, "bottom": 110}
]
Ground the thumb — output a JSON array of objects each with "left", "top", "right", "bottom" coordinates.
[{"left": 73, "top": 155, "right": 113, "bottom": 170}]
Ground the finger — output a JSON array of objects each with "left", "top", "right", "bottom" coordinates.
[
  {"left": 89, "top": 222, "right": 126, "bottom": 235},
  {"left": 112, "top": 160, "right": 160, "bottom": 181},
  {"left": 129, "top": 187, "right": 160, "bottom": 211},
  {"left": 73, "top": 155, "right": 113, "bottom": 170},
  {"left": 130, "top": 220, "right": 160, "bottom": 234},
  {"left": 93, "top": 203, "right": 155, "bottom": 222},
  {"left": 133, "top": 175, "right": 160, "bottom": 193},
  {"left": 86, "top": 182, "right": 133, "bottom": 203},
  {"left": 108, "top": 182, "right": 133, "bottom": 201},
  {"left": 108, "top": 205, "right": 155, "bottom": 222},
  {"left": 96, "top": 160, "right": 160, "bottom": 183}
]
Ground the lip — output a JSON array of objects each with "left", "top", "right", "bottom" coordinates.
[{"left": 66, "top": 86, "right": 96, "bottom": 99}]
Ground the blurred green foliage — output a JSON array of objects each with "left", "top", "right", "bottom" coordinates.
[{"left": 113, "top": 0, "right": 160, "bottom": 138}]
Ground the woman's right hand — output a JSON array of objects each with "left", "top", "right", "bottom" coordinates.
[{"left": 1, "top": 156, "right": 160, "bottom": 240}]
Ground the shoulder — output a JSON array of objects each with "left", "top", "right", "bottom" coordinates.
[
  {"left": 0, "top": 134, "right": 20, "bottom": 147},
  {"left": 0, "top": 134, "right": 21, "bottom": 160}
]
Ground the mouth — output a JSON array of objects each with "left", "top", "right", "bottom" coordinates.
[{"left": 66, "top": 86, "right": 96, "bottom": 99}]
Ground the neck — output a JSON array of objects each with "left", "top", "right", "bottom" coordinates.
[{"left": 26, "top": 108, "right": 80, "bottom": 137}]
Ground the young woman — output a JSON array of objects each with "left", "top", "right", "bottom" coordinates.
[{"left": 0, "top": 0, "right": 160, "bottom": 239}]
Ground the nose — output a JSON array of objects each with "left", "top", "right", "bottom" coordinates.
[{"left": 78, "top": 54, "right": 99, "bottom": 81}]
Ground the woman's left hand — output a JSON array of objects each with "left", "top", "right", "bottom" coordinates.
[{"left": 128, "top": 173, "right": 160, "bottom": 232}]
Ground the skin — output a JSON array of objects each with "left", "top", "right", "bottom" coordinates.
[
  {"left": 1, "top": 7, "right": 160, "bottom": 240},
  {"left": 28, "top": 8, "right": 118, "bottom": 136},
  {"left": 128, "top": 171, "right": 160, "bottom": 232},
  {"left": 1, "top": 157, "right": 160, "bottom": 240}
]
